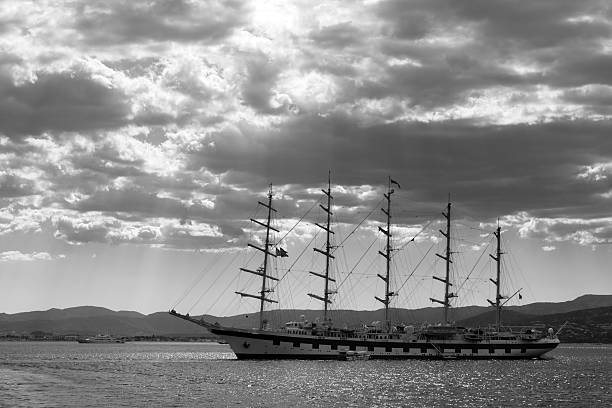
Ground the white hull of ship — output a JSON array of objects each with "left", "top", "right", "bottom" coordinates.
[{"left": 212, "top": 328, "right": 559, "bottom": 360}]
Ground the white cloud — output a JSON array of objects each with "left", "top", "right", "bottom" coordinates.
[
  {"left": 577, "top": 163, "right": 612, "bottom": 182},
  {"left": 504, "top": 212, "right": 612, "bottom": 246},
  {"left": 0, "top": 0, "right": 611, "bottom": 254},
  {"left": 0, "top": 251, "right": 55, "bottom": 262}
]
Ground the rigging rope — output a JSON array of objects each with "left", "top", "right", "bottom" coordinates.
[
  {"left": 456, "top": 233, "right": 493, "bottom": 295},
  {"left": 190, "top": 194, "right": 322, "bottom": 314},
  {"left": 171, "top": 252, "right": 224, "bottom": 310},
  {"left": 269, "top": 229, "right": 322, "bottom": 290},
  {"left": 189, "top": 249, "right": 253, "bottom": 315},
  {"left": 269, "top": 193, "right": 381, "bottom": 295},
  {"left": 331, "top": 196, "right": 385, "bottom": 255},
  {"left": 198, "top": 272, "right": 241, "bottom": 316},
  {"left": 275, "top": 196, "right": 323, "bottom": 247},
  {"left": 395, "top": 242, "right": 436, "bottom": 295},
  {"left": 391, "top": 218, "right": 435, "bottom": 259},
  {"left": 336, "top": 237, "right": 378, "bottom": 291}
]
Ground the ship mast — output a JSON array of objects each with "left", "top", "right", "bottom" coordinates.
[
  {"left": 235, "top": 184, "right": 279, "bottom": 330},
  {"left": 487, "top": 225, "right": 505, "bottom": 332},
  {"left": 430, "top": 200, "right": 456, "bottom": 324},
  {"left": 308, "top": 171, "right": 335, "bottom": 323},
  {"left": 376, "top": 176, "right": 398, "bottom": 332}
]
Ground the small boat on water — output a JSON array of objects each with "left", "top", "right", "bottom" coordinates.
[
  {"left": 171, "top": 176, "right": 561, "bottom": 359},
  {"left": 77, "top": 334, "right": 125, "bottom": 344},
  {"left": 337, "top": 350, "right": 370, "bottom": 361}
]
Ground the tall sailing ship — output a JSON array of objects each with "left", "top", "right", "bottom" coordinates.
[{"left": 170, "top": 176, "right": 560, "bottom": 359}]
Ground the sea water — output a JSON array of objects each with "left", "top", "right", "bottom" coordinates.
[{"left": 0, "top": 342, "right": 609, "bottom": 407}]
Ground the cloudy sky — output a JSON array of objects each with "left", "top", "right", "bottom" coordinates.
[{"left": 1, "top": 0, "right": 611, "bottom": 316}]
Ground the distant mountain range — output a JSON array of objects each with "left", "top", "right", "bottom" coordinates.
[{"left": 1, "top": 294, "right": 611, "bottom": 343}]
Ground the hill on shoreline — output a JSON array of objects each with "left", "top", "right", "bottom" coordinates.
[{"left": 1, "top": 294, "right": 611, "bottom": 343}]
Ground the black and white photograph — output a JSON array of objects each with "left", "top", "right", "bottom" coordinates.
[{"left": 0, "top": 0, "right": 610, "bottom": 406}]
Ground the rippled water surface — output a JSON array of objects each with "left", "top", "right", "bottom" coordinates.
[{"left": 1, "top": 342, "right": 610, "bottom": 407}]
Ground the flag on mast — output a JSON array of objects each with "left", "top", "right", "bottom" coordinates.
[{"left": 390, "top": 178, "right": 401, "bottom": 189}]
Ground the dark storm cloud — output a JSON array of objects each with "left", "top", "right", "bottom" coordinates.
[
  {"left": 309, "top": 23, "right": 363, "bottom": 49},
  {"left": 53, "top": 217, "right": 119, "bottom": 244},
  {"left": 2, "top": 0, "right": 610, "bottom": 252},
  {"left": 74, "top": 0, "right": 248, "bottom": 45},
  {"left": 159, "top": 224, "right": 245, "bottom": 250},
  {"left": 0, "top": 173, "right": 37, "bottom": 198},
  {"left": 218, "top": 222, "right": 245, "bottom": 240},
  {"left": 72, "top": 189, "right": 183, "bottom": 217},
  {"left": 241, "top": 55, "right": 282, "bottom": 114},
  {"left": 70, "top": 150, "right": 145, "bottom": 181},
  {"left": 0, "top": 72, "right": 130, "bottom": 138},
  {"left": 562, "top": 86, "right": 612, "bottom": 112},
  {"left": 187, "top": 114, "right": 612, "bottom": 223},
  {"left": 443, "top": 0, "right": 610, "bottom": 48},
  {"left": 376, "top": 2, "right": 433, "bottom": 40},
  {"left": 205, "top": 185, "right": 300, "bottom": 223},
  {"left": 47, "top": 185, "right": 252, "bottom": 248},
  {"left": 361, "top": 0, "right": 611, "bottom": 109},
  {"left": 359, "top": 57, "right": 533, "bottom": 108},
  {"left": 59, "top": 171, "right": 296, "bottom": 230},
  {"left": 0, "top": 52, "right": 23, "bottom": 67},
  {"left": 550, "top": 54, "right": 612, "bottom": 88}
]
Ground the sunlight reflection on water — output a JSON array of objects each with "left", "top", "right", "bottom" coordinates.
[{"left": 0, "top": 342, "right": 610, "bottom": 407}]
